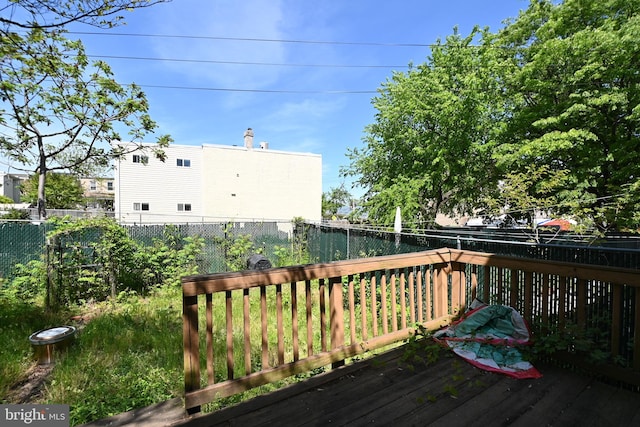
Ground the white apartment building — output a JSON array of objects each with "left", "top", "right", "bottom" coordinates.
[{"left": 112, "top": 140, "right": 322, "bottom": 224}]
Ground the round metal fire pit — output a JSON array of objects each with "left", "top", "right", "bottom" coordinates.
[{"left": 29, "top": 326, "right": 76, "bottom": 365}]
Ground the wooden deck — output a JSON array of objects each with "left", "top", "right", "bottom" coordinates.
[{"left": 173, "top": 345, "right": 640, "bottom": 427}]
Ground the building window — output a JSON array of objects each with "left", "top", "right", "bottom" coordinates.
[
  {"left": 133, "top": 202, "right": 150, "bottom": 211},
  {"left": 107, "top": 181, "right": 114, "bottom": 191},
  {"left": 133, "top": 154, "right": 149, "bottom": 164},
  {"left": 177, "top": 158, "right": 191, "bottom": 167},
  {"left": 178, "top": 203, "right": 192, "bottom": 212},
  {"left": 90, "top": 180, "right": 97, "bottom": 190}
]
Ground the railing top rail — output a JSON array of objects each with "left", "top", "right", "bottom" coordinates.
[
  {"left": 182, "top": 248, "right": 640, "bottom": 297},
  {"left": 182, "top": 248, "right": 453, "bottom": 296},
  {"left": 450, "top": 249, "right": 640, "bottom": 287}
]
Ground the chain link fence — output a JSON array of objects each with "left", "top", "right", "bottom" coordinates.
[
  {"left": 2, "top": 220, "right": 640, "bottom": 283},
  {"left": 307, "top": 223, "right": 640, "bottom": 269},
  {"left": 0, "top": 222, "right": 51, "bottom": 279},
  {"left": 0, "top": 221, "right": 299, "bottom": 282}
]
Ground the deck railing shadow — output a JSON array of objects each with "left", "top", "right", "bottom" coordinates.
[{"left": 182, "top": 248, "right": 640, "bottom": 414}]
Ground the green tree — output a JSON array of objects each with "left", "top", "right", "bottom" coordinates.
[
  {"left": 21, "top": 172, "right": 84, "bottom": 209},
  {"left": 0, "top": 29, "right": 171, "bottom": 218},
  {"left": 344, "top": 27, "right": 504, "bottom": 228},
  {"left": 493, "top": 0, "right": 640, "bottom": 232},
  {"left": 0, "top": 1, "right": 169, "bottom": 31},
  {"left": 322, "top": 186, "right": 352, "bottom": 219}
]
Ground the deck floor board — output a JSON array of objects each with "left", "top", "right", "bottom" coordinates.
[{"left": 174, "top": 345, "right": 640, "bottom": 427}]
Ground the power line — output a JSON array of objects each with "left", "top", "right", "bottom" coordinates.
[
  {"left": 68, "top": 31, "right": 434, "bottom": 47},
  {"left": 136, "top": 84, "right": 376, "bottom": 94},
  {"left": 87, "top": 54, "right": 409, "bottom": 69}
]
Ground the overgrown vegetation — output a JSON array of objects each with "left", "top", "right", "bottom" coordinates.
[
  {"left": 0, "top": 208, "right": 31, "bottom": 220},
  {"left": 0, "top": 217, "right": 314, "bottom": 425},
  {"left": 344, "top": 0, "right": 640, "bottom": 232},
  {"left": 527, "top": 318, "right": 624, "bottom": 367},
  {"left": 1, "top": 217, "right": 206, "bottom": 309}
]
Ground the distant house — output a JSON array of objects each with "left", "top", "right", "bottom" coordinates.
[
  {"left": 112, "top": 140, "right": 322, "bottom": 224},
  {"left": 0, "top": 172, "right": 28, "bottom": 202},
  {"left": 80, "top": 177, "right": 115, "bottom": 210}
]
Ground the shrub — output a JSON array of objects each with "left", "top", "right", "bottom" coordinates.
[{"left": 0, "top": 208, "right": 31, "bottom": 220}]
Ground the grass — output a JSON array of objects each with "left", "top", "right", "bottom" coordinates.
[
  {"left": 0, "top": 276, "right": 414, "bottom": 426},
  {"left": 0, "top": 286, "right": 184, "bottom": 426},
  {"left": 0, "top": 296, "right": 75, "bottom": 398}
]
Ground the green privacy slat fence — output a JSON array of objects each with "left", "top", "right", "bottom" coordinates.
[
  {"left": 306, "top": 224, "right": 640, "bottom": 269},
  {"left": 0, "top": 221, "right": 295, "bottom": 281},
  {"left": 2, "top": 221, "right": 640, "bottom": 282},
  {"left": 0, "top": 222, "right": 51, "bottom": 279}
]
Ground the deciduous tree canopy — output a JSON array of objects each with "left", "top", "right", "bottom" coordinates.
[
  {"left": 345, "top": 0, "right": 640, "bottom": 232},
  {"left": 0, "top": 0, "right": 169, "bottom": 31},
  {"left": 21, "top": 172, "right": 84, "bottom": 209},
  {"left": 0, "top": 29, "right": 171, "bottom": 218},
  {"left": 0, "top": 1, "right": 172, "bottom": 219}
]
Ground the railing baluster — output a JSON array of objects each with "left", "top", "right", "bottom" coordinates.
[
  {"left": 381, "top": 272, "right": 389, "bottom": 334},
  {"left": 305, "top": 280, "right": 313, "bottom": 357},
  {"left": 390, "top": 271, "right": 398, "bottom": 332},
  {"left": 510, "top": 269, "right": 518, "bottom": 309},
  {"left": 434, "top": 266, "right": 447, "bottom": 318},
  {"left": 276, "top": 284, "right": 284, "bottom": 365},
  {"left": 291, "top": 282, "right": 299, "bottom": 362},
  {"left": 225, "top": 290, "right": 234, "bottom": 379},
  {"left": 577, "top": 279, "right": 587, "bottom": 328},
  {"left": 260, "top": 286, "right": 269, "bottom": 369},
  {"left": 243, "top": 288, "right": 251, "bottom": 375},
  {"left": 424, "top": 266, "right": 432, "bottom": 321},
  {"left": 469, "top": 264, "right": 477, "bottom": 303},
  {"left": 399, "top": 270, "right": 407, "bottom": 330},
  {"left": 371, "top": 274, "right": 379, "bottom": 337},
  {"left": 206, "top": 293, "right": 214, "bottom": 384},
  {"left": 360, "top": 275, "right": 368, "bottom": 341},
  {"left": 634, "top": 288, "right": 640, "bottom": 370},
  {"left": 482, "top": 265, "right": 490, "bottom": 304},
  {"left": 407, "top": 270, "right": 414, "bottom": 327},
  {"left": 497, "top": 267, "right": 504, "bottom": 305},
  {"left": 416, "top": 268, "right": 423, "bottom": 323},
  {"left": 451, "top": 262, "right": 462, "bottom": 314},
  {"left": 329, "top": 277, "right": 345, "bottom": 367},
  {"left": 348, "top": 275, "right": 356, "bottom": 344},
  {"left": 542, "top": 274, "right": 550, "bottom": 323},
  {"left": 611, "top": 283, "right": 622, "bottom": 359},
  {"left": 558, "top": 276, "right": 567, "bottom": 329},
  {"left": 319, "top": 278, "right": 327, "bottom": 352}
]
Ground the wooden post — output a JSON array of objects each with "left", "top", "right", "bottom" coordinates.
[
  {"left": 329, "top": 276, "right": 345, "bottom": 368},
  {"left": 183, "top": 294, "right": 201, "bottom": 414}
]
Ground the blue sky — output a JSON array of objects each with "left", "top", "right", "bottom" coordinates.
[{"left": 65, "top": 0, "right": 529, "bottom": 196}]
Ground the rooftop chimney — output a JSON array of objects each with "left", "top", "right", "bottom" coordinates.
[{"left": 243, "top": 127, "right": 254, "bottom": 149}]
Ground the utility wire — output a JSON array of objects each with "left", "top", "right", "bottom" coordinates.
[
  {"left": 68, "top": 31, "right": 434, "bottom": 47},
  {"left": 136, "top": 84, "right": 376, "bottom": 94},
  {"left": 87, "top": 54, "right": 409, "bottom": 69}
]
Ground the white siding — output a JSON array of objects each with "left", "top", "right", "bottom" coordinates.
[
  {"left": 113, "top": 142, "right": 321, "bottom": 224},
  {"left": 202, "top": 145, "right": 321, "bottom": 221},
  {"left": 114, "top": 143, "right": 203, "bottom": 223}
]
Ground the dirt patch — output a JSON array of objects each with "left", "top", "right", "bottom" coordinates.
[
  {"left": 6, "top": 312, "right": 95, "bottom": 404},
  {"left": 5, "top": 363, "right": 55, "bottom": 404}
]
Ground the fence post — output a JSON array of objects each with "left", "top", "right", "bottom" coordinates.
[
  {"left": 346, "top": 227, "right": 350, "bottom": 260},
  {"left": 183, "top": 294, "right": 201, "bottom": 414},
  {"left": 329, "top": 276, "right": 345, "bottom": 368}
]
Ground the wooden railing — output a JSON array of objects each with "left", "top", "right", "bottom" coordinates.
[{"left": 182, "top": 248, "right": 640, "bottom": 413}]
